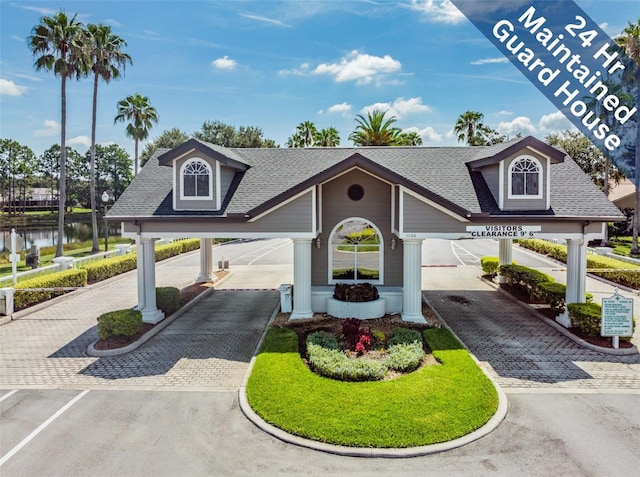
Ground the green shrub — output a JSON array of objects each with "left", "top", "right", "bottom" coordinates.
[
  {"left": 568, "top": 302, "right": 602, "bottom": 337},
  {"left": 539, "top": 281, "right": 566, "bottom": 312},
  {"left": 387, "top": 328, "right": 423, "bottom": 347},
  {"left": 306, "top": 343, "right": 387, "bottom": 381},
  {"left": 81, "top": 253, "right": 137, "bottom": 282},
  {"left": 14, "top": 269, "right": 88, "bottom": 311},
  {"left": 156, "top": 287, "right": 181, "bottom": 315},
  {"left": 176, "top": 238, "right": 201, "bottom": 252},
  {"left": 306, "top": 331, "right": 341, "bottom": 351},
  {"left": 386, "top": 342, "right": 425, "bottom": 372},
  {"left": 154, "top": 242, "right": 184, "bottom": 261},
  {"left": 499, "top": 264, "right": 554, "bottom": 301},
  {"left": 481, "top": 256, "right": 499, "bottom": 276},
  {"left": 97, "top": 309, "right": 143, "bottom": 341}
]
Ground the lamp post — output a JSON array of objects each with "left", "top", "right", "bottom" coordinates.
[{"left": 101, "top": 191, "right": 110, "bottom": 252}]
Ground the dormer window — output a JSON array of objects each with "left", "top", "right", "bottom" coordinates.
[
  {"left": 509, "top": 156, "right": 542, "bottom": 199},
  {"left": 181, "top": 159, "right": 212, "bottom": 200}
]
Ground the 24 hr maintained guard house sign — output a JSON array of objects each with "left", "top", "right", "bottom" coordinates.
[{"left": 466, "top": 225, "right": 541, "bottom": 239}]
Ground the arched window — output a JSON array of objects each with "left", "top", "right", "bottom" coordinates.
[
  {"left": 509, "top": 156, "right": 542, "bottom": 198},
  {"left": 329, "top": 218, "right": 383, "bottom": 284},
  {"left": 181, "top": 159, "right": 212, "bottom": 199}
]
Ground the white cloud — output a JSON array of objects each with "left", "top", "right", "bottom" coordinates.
[
  {"left": 407, "top": 0, "right": 466, "bottom": 24},
  {"left": 496, "top": 110, "right": 513, "bottom": 117},
  {"left": 105, "top": 18, "right": 123, "bottom": 28},
  {"left": 538, "top": 111, "right": 575, "bottom": 132},
  {"left": 404, "top": 126, "right": 443, "bottom": 143},
  {"left": 239, "top": 13, "right": 292, "bottom": 28},
  {"left": 68, "top": 135, "right": 91, "bottom": 149},
  {"left": 470, "top": 57, "right": 509, "bottom": 65},
  {"left": 212, "top": 55, "right": 237, "bottom": 70},
  {"left": 311, "top": 50, "right": 401, "bottom": 85},
  {"left": 0, "top": 78, "right": 27, "bottom": 96},
  {"left": 33, "top": 119, "right": 60, "bottom": 137},
  {"left": 497, "top": 116, "right": 537, "bottom": 136},
  {"left": 323, "top": 102, "right": 352, "bottom": 117},
  {"left": 361, "top": 97, "right": 431, "bottom": 119},
  {"left": 13, "top": 4, "right": 56, "bottom": 15}
]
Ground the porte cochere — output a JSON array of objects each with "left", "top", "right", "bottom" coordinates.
[{"left": 107, "top": 136, "right": 623, "bottom": 325}]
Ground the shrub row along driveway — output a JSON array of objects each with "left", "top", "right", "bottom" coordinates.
[{"left": 423, "top": 267, "right": 640, "bottom": 391}]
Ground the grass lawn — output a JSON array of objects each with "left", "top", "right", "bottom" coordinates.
[
  {"left": 246, "top": 327, "right": 498, "bottom": 448},
  {"left": 609, "top": 237, "right": 640, "bottom": 258}
]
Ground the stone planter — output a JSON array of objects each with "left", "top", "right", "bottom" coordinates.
[{"left": 326, "top": 297, "right": 386, "bottom": 319}]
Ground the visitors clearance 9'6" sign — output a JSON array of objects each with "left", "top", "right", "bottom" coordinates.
[{"left": 466, "top": 225, "right": 541, "bottom": 238}]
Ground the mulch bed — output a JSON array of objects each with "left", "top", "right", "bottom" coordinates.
[{"left": 93, "top": 272, "right": 228, "bottom": 351}]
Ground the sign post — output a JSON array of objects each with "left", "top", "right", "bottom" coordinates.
[
  {"left": 8, "top": 229, "right": 24, "bottom": 285},
  {"left": 601, "top": 289, "right": 634, "bottom": 349}
]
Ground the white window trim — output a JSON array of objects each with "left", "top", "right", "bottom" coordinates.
[
  {"left": 179, "top": 158, "right": 214, "bottom": 202},
  {"left": 328, "top": 217, "right": 384, "bottom": 286},
  {"left": 507, "top": 155, "right": 543, "bottom": 200}
]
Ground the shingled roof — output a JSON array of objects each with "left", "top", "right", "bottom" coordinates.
[{"left": 107, "top": 136, "right": 623, "bottom": 222}]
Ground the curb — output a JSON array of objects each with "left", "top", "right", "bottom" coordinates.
[
  {"left": 238, "top": 299, "right": 509, "bottom": 458},
  {"left": 481, "top": 276, "right": 638, "bottom": 356}
]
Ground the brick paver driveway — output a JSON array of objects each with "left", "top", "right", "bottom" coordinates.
[{"left": 423, "top": 268, "right": 640, "bottom": 391}]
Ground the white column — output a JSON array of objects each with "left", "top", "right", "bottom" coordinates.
[
  {"left": 290, "top": 238, "right": 313, "bottom": 319},
  {"left": 135, "top": 235, "right": 145, "bottom": 311},
  {"left": 402, "top": 238, "right": 426, "bottom": 323},
  {"left": 140, "top": 237, "right": 164, "bottom": 324},
  {"left": 557, "top": 237, "right": 586, "bottom": 328},
  {"left": 196, "top": 238, "right": 214, "bottom": 283},
  {"left": 498, "top": 238, "right": 513, "bottom": 267}
]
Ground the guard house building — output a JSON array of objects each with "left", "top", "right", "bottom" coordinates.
[{"left": 107, "top": 136, "right": 623, "bottom": 326}]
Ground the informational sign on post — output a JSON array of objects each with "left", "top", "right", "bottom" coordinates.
[{"left": 601, "top": 290, "right": 634, "bottom": 348}]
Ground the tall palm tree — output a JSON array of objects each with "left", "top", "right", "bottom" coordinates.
[
  {"left": 453, "top": 110, "right": 489, "bottom": 146},
  {"left": 28, "top": 11, "right": 86, "bottom": 257},
  {"left": 615, "top": 19, "right": 640, "bottom": 254},
  {"left": 296, "top": 121, "right": 318, "bottom": 147},
  {"left": 349, "top": 109, "right": 401, "bottom": 146},
  {"left": 86, "top": 23, "right": 131, "bottom": 252},
  {"left": 114, "top": 93, "right": 158, "bottom": 176},
  {"left": 316, "top": 127, "right": 341, "bottom": 147}
]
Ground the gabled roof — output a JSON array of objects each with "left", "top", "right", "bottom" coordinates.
[{"left": 107, "top": 136, "right": 623, "bottom": 221}]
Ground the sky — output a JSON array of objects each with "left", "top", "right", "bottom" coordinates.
[{"left": 1, "top": 0, "right": 639, "bottom": 159}]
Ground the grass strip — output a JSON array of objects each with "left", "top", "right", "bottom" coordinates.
[{"left": 246, "top": 327, "right": 498, "bottom": 448}]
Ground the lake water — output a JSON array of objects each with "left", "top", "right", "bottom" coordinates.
[{"left": 1, "top": 221, "right": 122, "bottom": 251}]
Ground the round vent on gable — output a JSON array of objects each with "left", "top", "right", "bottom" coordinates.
[{"left": 347, "top": 184, "right": 365, "bottom": 201}]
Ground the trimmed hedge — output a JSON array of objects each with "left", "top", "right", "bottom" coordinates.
[
  {"left": 14, "top": 269, "right": 88, "bottom": 311},
  {"left": 538, "top": 281, "right": 566, "bottom": 312},
  {"left": 82, "top": 254, "right": 137, "bottom": 282},
  {"left": 156, "top": 286, "right": 181, "bottom": 316},
  {"left": 176, "top": 238, "right": 201, "bottom": 252},
  {"left": 97, "top": 308, "right": 143, "bottom": 340},
  {"left": 154, "top": 242, "right": 184, "bottom": 261},
  {"left": 499, "top": 264, "right": 554, "bottom": 301},
  {"left": 481, "top": 256, "right": 499, "bottom": 276},
  {"left": 517, "top": 239, "right": 640, "bottom": 289}
]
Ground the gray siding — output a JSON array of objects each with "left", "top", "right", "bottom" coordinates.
[
  {"left": 402, "top": 193, "right": 467, "bottom": 234},
  {"left": 220, "top": 166, "right": 236, "bottom": 198},
  {"left": 311, "top": 169, "right": 402, "bottom": 287},
  {"left": 480, "top": 163, "right": 500, "bottom": 204}
]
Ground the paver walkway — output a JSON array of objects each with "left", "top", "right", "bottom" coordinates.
[
  {"left": 423, "top": 267, "right": 640, "bottom": 391},
  {"left": 0, "top": 252, "right": 278, "bottom": 391}
]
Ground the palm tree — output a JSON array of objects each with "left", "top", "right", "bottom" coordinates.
[
  {"left": 453, "top": 110, "right": 490, "bottom": 146},
  {"left": 615, "top": 19, "right": 640, "bottom": 254},
  {"left": 114, "top": 93, "right": 158, "bottom": 176},
  {"left": 296, "top": 121, "right": 318, "bottom": 147},
  {"left": 395, "top": 131, "right": 423, "bottom": 146},
  {"left": 349, "top": 109, "right": 401, "bottom": 146},
  {"left": 86, "top": 23, "right": 131, "bottom": 252},
  {"left": 28, "top": 11, "right": 87, "bottom": 257},
  {"left": 316, "top": 127, "right": 340, "bottom": 147}
]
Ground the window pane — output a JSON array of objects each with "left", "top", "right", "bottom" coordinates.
[
  {"left": 512, "top": 173, "right": 524, "bottom": 195},
  {"left": 196, "top": 175, "right": 209, "bottom": 196},
  {"left": 526, "top": 173, "right": 539, "bottom": 195},
  {"left": 184, "top": 176, "right": 196, "bottom": 196}
]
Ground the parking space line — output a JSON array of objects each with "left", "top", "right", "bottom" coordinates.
[
  {"left": 0, "top": 390, "right": 90, "bottom": 467},
  {"left": 0, "top": 390, "right": 18, "bottom": 402}
]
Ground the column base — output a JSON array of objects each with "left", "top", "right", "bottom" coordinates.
[
  {"left": 401, "top": 312, "right": 427, "bottom": 323},
  {"left": 555, "top": 311, "right": 572, "bottom": 328},
  {"left": 289, "top": 310, "right": 313, "bottom": 320},
  {"left": 142, "top": 309, "right": 164, "bottom": 324},
  {"left": 196, "top": 273, "right": 215, "bottom": 283}
]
